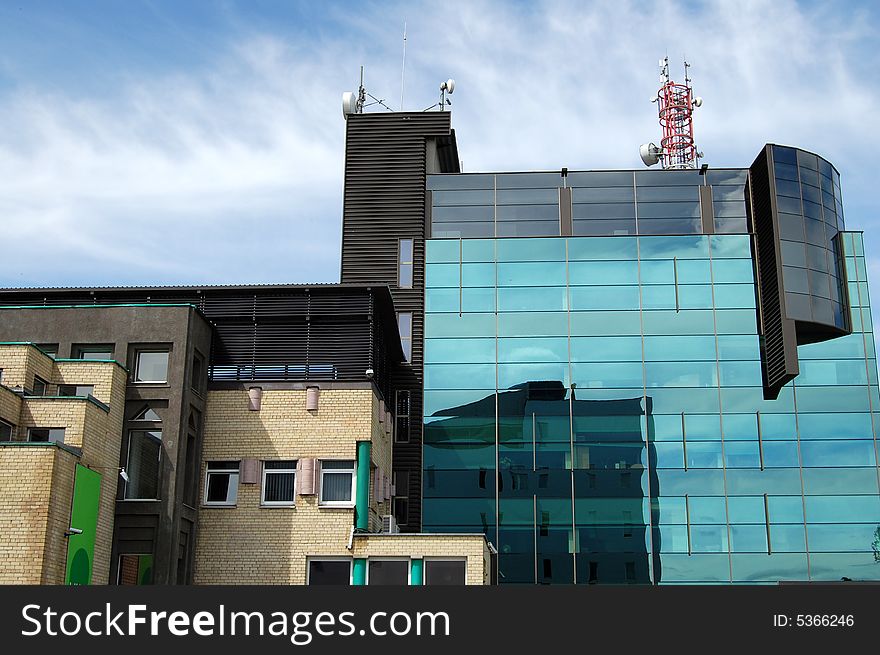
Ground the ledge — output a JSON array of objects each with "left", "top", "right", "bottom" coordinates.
[
  {"left": 0, "top": 440, "right": 83, "bottom": 457},
  {"left": 21, "top": 394, "right": 111, "bottom": 413}
]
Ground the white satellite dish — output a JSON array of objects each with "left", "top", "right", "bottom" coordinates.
[
  {"left": 442, "top": 78, "right": 455, "bottom": 93},
  {"left": 639, "top": 143, "right": 661, "bottom": 167},
  {"left": 693, "top": 96, "right": 703, "bottom": 107},
  {"left": 342, "top": 91, "right": 358, "bottom": 117}
]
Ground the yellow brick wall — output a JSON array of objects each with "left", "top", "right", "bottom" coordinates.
[
  {"left": 0, "top": 385, "right": 22, "bottom": 428},
  {"left": 0, "top": 446, "right": 77, "bottom": 584},
  {"left": 194, "top": 387, "right": 489, "bottom": 585},
  {"left": 0, "top": 347, "right": 127, "bottom": 585}
]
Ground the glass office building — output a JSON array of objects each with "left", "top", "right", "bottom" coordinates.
[{"left": 421, "top": 146, "right": 880, "bottom": 584}]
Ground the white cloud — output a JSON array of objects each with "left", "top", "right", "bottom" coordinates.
[{"left": 0, "top": 0, "right": 877, "bottom": 304}]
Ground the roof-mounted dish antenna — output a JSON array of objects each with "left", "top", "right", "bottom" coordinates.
[
  {"left": 342, "top": 66, "right": 394, "bottom": 118},
  {"left": 422, "top": 78, "right": 455, "bottom": 111}
]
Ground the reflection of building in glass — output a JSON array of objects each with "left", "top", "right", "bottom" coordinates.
[{"left": 426, "top": 381, "right": 659, "bottom": 584}]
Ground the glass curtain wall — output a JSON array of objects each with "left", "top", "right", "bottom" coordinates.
[{"left": 423, "top": 232, "right": 880, "bottom": 584}]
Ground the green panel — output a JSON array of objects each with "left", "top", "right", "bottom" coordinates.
[
  {"left": 352, "top": 558, "right": 367, "bottom": 585},
  {"left": 355, "top": 441, "right": 371, "bottom": 530},
  {"left": 410, "top": 558, "right": 424, "bottom": 585},
  {"left": 65, "top": 465, "right": 102, "bottom": 585},
  {"left": 137, "top": 555, "right": 153, "bottom": 585}
]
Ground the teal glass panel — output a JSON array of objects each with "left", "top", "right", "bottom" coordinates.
[
  {"left": 807, "top": 524, "right": 878, "bottom": 551},
  {"left": 499, "top": 311, "right": 567, "bottom": 337},
  {"left": 810, "top": 553, "right": 879, "bottom": 581},
  {"left": 570, "top": 310, "right": 641, "bottom": 336},
  {"left": 799, "top": 440, "right": 877, "bottom": 467},
  {"left": 766, "top": 495, "right": 804, "bottom": 523},
  {"left": 716, "top": 335, "right": 760, "bottom": 360},
  {"left": 796, "top": 360, "right": 868, "bottom": 386},
  {"left": 570, "top": 362, "right": 644, "bottom": 389},
  {"left": 804, "top": 495, "right": 880, "bottom": 523},
  {"left": 711, "top": 259, "right": 755, "bottom": 283},
  {"left": 686, "top": 441, "right": 723, "bottom": 468},
  {"left": 426, "top": 239, "right": 460, "bottom": 263},
  {"left": 721, "top": 387, "right": 795, "bottom": 413},
  {"left": 567, "top": 236, "right": 638, "bottom": 260},
  {"left": 645, "top": 361, "right": 718, "bottom": 387},
  {"left": 725, "top": 469, "right": 802, "bottom": 495},
  {"left": 718, "top": 361, "right": 762, "bottom": 386},
  {"left": 690, "top": 525, "right": 728, "bottom": 552},
  {"left": 714, "top": 309, "right": 758, "bottom": 334},
  {"left": 644, "top": 335, "right": 716, "bottom": 361},
  {"left": 724, "top": 441, "right": 761, "bottom": 468},
  {"left": 677, "top": 285, "right": 715, "bottom": 309},
  {"left": 730, "top": 553, "right": 808, "bottom": 581},
  {"left": 689, "top": 496, "right": 726, "bottom": 523},
  {"left": 498, "top": 363, "right": 569, "bottom": 389},
  {"left": 422, "top": 498, "right": 495, "bottom": 527},
  {"left": 651, "top": 388, "right": 720, "bottom": 413},
  {"left": 649, "top": 414, "right": 684, "bottom": 441},
  {"left": 655, "top": 496, "right": 687, "bottom": 524},
  {"left": 793, "top": 387, "right": 871, "bottom": 413},
  {"left": 676, "top": 259, "right": 713, "bottom": 284},
  {"left": 642, "top": 309, "right": 716, "bottom": 335},
  {"left": 424, "top": 443, "right": 495, "bottom": 469},
  {"left": 462, "top": 239, "right": 496, "bottom": 262},
  {"left": 710, "top": 234, "right": 752, "bottom": 258},
  {"left": 638, "top": 260, "right": 675, "bottom": 284},
  {"left": 654, "top": 470, "right": 725, "bottom": 495},
  {"left": 653, "top": 442, "right": 684, "bottom": 468},
  {"left": 498, "top": 337, "right": 568, "bottom": 363},
  {"left": 640, "top": 285, "right": 676, "bottom": 309},
  {"left": 425, "top": 338, "right": 496, "bottom": 364},
  {"left": 426, "top": 263, "right": 459, "bottom": 288},
  {"left": 722, "top": 414, "right": 759, "bottom": 439},
  {"left": 638, "top": 235, "right": 709, "bottom": 259},
  {"left": 712, "top": 284, "right": 757, "bottom": 309},
  {"left": 424, "top": 389, "right": 495, "bottom": 417},
  {"left": 769, "top": 525, "right": 806, "bottom": 552},
  {"left": 424, "top": 416, "right": 495, "bottom": 444},
  {"left": 425, "top": 312, "right": 496, "bottom": 338},
  {"left": 797, "top": 412, "right": 874, "bottom": 440},
  {"left": 727, "top": 496, "right": 765, "bottom": 523},
  {"left": 571, "top": 336, "right": 642, "bottom": 362},
  {"left": 730, "top": 526, "right": 768, "bottom": 552},
  {"left": 761, "top": 441, "right": 799, "bottom": 467},
  {"left": 802, "top": 468, "right": 880, "bottom": 495},
  {"left": 497, "top": 262, "right": 566, "bottom": 286},
  {"left": 757, "top": 413, "right": 797, "bottom": 439},
  {"left": 424, "top": 364, "right": 495, "bottom": 390},
  {"left": 569, "top": 260, "right": 638, "bottom": 285},
  {"left": 656, "top": 525, "right": 689, "bottom": 552},
  {"left": 426, "top": 287, "right": 496, "bottom": 313},
  {"left": 497, "top": 238, "right": 565, "bottom": 262},
  {"left": 498, "top": 287, "right": 567, "bottom": 311},
  {"left": 684, "top": 414, "right": 722, "bottom": 440},
  {"left": 659, "top": 554, "right": 729, "bottom": 582},
  {"left": 570, "top": 285, "right": 641, "bottom": 310}
]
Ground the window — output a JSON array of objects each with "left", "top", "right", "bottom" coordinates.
[
  {"left": 262, "top": 460, "right": 297, "bottom": 506},
  {"left": 117, "top": 554, "right": 153, "bottom": 585},
  {"left": 72, "top": 344, "right": 114, "bottom": 360},
  {"left": 319, "top": 460, "right": 356, "bottom": 505},
  {"left": 28, "top": 427, "right": 65, "bottom": 444},
  {"left": 398, "top": 312, "right": 413, "bottom": 362},
  {"left": 36, "top": 344, "right": 58, "bottom": 359},
  {"left": 57, "top": 384, "right": 94, "bottom": 398},
  {"left": 424, "top": 559, "right": 466, "bottom": 585},
  {"left": 191, "top": 352, "right": 205, "bottom": 393},
  {"left": 392, "top": 470, "right": 410, "bottom": 526},
  {"left": 398, "top": 238, "right": 414, "bottom": 288},
  {"left": 31, "top": 376, "right": 48, "bottom": 396},
  {"left": 204, "top": 461, "right": 240, "bottom": 506},
  {"left": 395, "top": 390, "right": 411, "bottom": 443},
  {"left": 0, "top": 419, "right": 15, "bottom": 440},
  {"left": 368, "top": 560, "right": 409, "bottom": 585},
  {"left": 132, "top": 406, "right": 162, "bottom": 421},
  {"left": 125, "top": 430, "right": 162, "bottom": 499},
  {"left": 308, "top": 560, "right": 351, "bottom": 585},
  {"left": 134, "top": 349, "right": 170, "bottom": 383}
]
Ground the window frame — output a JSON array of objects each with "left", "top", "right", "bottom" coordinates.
[
  {"left": 394, "top": 390, "right": 411, "bottom": 443},
  {"left": 203, "top": 461, "right": 240, "bottom": 507},
  {"left": 71, "top": 344, "right": 115, "bottom": 360},
  {"left": 123, "top": 429, "right": 163, "bottom": 501},
  {"left": 132, "top": 348, "right": 171, "bottom": 384},
  {"left": 398, "top": 238, "right": 414, "bottom": 289},
  {"left": 57, "top": 384, "right": 95, "bottom": 398},
  {"left": 423, "top": 558, "right": 467, "bottom": 586},
  {"left": 367, "top": 558, "right": 411, "bottom": 586},
  {"left": 31, "top": 375, "right": 49, "bottom": 396},
  {"left": 27, "top": 427, "right": 65, "bottom": 444},
  {"left": 318, "top": 459, "right": 357, "bottom": 507},
  {"left": 397, "top": 312, "right": 413, "bottom": 363},
  {"left": 306, "top": 558, "right": 353, "bottom": 585},
  {"left": 261, "top": 460, "right": 297, "bottom": 507},
  {"left": 0, "top": 419, "right": 14, "bottom": 440}
]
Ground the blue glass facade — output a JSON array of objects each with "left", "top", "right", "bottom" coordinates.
[{"left": 422, "top": 231, "right": 880, "bottom": 583}]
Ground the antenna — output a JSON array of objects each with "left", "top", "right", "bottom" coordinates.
[
  {"left": 342, "top": 66, "right": 395, "bottom": 118},
  {"left": 422, "top": 78, "right": 456, "bottom": 112},
  {"left": 639, "top": 56, "right": 703, "bottom": 169},
  {"left": 400, "top": 20, "right": 407, "bottom": 110}
]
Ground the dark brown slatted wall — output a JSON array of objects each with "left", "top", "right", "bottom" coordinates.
[
  {"left": 748, "top": 146, "right": 799, "bottom": 399},
  {"left": 339, "top": 112, "right": 458, "bottom": 531}
]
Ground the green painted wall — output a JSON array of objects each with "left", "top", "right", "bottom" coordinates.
[{"left": 65, "top": 465, "right": 102, "bottom": 585}]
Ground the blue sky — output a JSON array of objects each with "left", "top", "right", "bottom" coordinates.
[{"left": 1, "top": 0, "right": 879, "bottom": 297}]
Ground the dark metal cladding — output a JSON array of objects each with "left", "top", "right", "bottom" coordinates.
[
  {"left": 340, "top": 111, "right": 459, "bottom": 531},
  {"left": 748, "top": 146, "right": 799, "bottom": 399}
]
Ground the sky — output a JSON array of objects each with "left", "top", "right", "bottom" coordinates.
[{"left": 0, "top": 0, "right": 878, "bottom": 300}]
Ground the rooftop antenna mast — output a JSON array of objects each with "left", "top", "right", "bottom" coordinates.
[
  {"left": 400, "top": 20, "right": 407, "bottom": 110},
  {"left": 639, "top": 56, "right": 703, "bottom": 169},
  {"left": 342, "top": 66, "right": 394, "bottom": 117}
]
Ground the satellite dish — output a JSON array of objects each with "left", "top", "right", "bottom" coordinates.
[
  {"left": 639, "top": 143, "right": 661, "bottom": 167},
  {"left": 445, "top": 79, "right": 455, "bottom": 93},
  {"left": 693, "top": 96, "right": 703, "bottom": 107},
  {"left": 342, "top": 91, "right": 357, "bottom": 117}
]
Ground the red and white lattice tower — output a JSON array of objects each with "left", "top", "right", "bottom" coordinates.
[{"left": 640, "top": 57, "right": 703, "bottom": 169}]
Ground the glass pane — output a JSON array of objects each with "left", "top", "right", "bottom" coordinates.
[
  {"left": 424, "top": 560, "right": 466, "bottom": 585},
  {"left": 264, "top": 471, "right": 295, "bottom": 503},
  {"left": 126, "top": 430, "right": 162, "bottom": 499},
  {"left": 135, "top": 351, "right": 169, "bottom": 383},
  {"left": 322, "top": 472, "right": 353, "bottom": 502},
  {"left": 368, "top": 560, "right": 409, "bottom": 585},
  {"left": 308, "top": 560, "right": 350, "bottom": 585}
]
